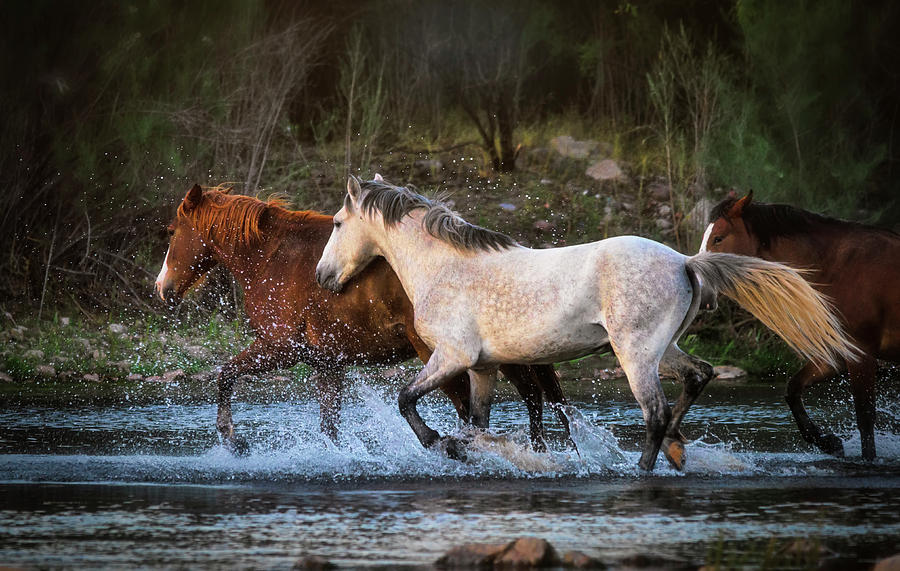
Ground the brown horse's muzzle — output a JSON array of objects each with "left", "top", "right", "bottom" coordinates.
[{"left": 154, "top": 279, "right": 182, "bottom": 306}]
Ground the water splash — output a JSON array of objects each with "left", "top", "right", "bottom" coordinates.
[{"left": 2, "top": 382, "right": 899, "bottom": 484}]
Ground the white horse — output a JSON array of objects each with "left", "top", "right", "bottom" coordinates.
[{"left": 316, "top": 176, "right": 858, "bottom": 471}]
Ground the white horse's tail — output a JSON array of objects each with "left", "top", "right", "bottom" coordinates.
[{"left": 686, "top": 252, "right": 858, "bottom": 369}]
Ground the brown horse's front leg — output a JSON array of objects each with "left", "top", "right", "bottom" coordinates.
[
  {"left": 312, "top": 366, "right": 345, "bottom": 444},
  {"left": 786, "top": 361, "right": 844, "bottom": 456},
  {"left": 217, "top": 340, "right": 297, "bottom": 454}
]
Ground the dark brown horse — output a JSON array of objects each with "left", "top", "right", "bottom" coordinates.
[
  {"left": 154, "top": 184, "right": 568, "bottom": 454},
  {"left": 701, "top": 192, "right": 899, "bottom": 459}
]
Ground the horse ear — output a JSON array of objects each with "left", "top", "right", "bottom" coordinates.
[
  {"left": 347, "top": 176, "right": 362, "bottom": 202},
  {"left": 184, "top": 184, "right": 203, "bottom": 211},
  {"left": 727, "top": 192, "right": 753, "bottom": 218},
  {"left": 374, "top": 173, "right": 384, "bottom": 182}
]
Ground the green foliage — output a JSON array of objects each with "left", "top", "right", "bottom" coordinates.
[{"left": 705, "top": 0, "right": 891, "bottom": 217}]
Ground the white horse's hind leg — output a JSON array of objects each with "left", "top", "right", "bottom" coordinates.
[
  {"left": 615, "top": 351, "right": 671, "bottom": 471},
  {"left": 468, "top": 368, "right": 498, "bottom": 429},
  {"left": 659, "top": 345, "right": 715, "bottom": 469}
]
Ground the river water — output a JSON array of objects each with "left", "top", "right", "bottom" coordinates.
[{"left": 1, "top": 372, "right": 898, "bottom": 569}]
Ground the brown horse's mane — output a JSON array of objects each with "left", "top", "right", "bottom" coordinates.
[
  {"left": 349, "top": 179, "right": 518, "bottom": 252},
  {"left": 710, "top": 196, "right": 899, "bottom": 250},
  {"left": 179, "top": 185, "right": 328, "bottom": 247}
]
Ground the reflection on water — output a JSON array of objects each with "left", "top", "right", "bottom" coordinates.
[{"left": 0, "top": 375, "right": 899, "bottom": 568}]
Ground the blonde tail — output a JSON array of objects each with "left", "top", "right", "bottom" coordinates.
[{"left": 686, "top": 252, "right": 858, "bottom": 369}]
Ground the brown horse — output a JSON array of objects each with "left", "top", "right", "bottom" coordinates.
[
  {"left": 154, "top": 183, "right": 568, "bottom": 454},
  {"left": 701, "top": 192, "right": 899, "bottom": 459}
]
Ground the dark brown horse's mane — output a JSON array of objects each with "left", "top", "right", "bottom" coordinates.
[
  {"left": 711, "top": 196, "right": 898, "bottom": 249},
  {"left": 349, "top": 179, "right": 518, "bottom": 252},
  {"left": 179, "top": 186, "right": 327, "bottom": 247}
]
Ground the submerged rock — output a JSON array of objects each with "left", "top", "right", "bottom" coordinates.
[
  {"left": 561, "top": 551, "right": 605, "bottom": 569},
  {"left": 437, "top": 542, "right": 508, "bottom": 567},
  {"left": 495, "top": 537, "right": 560, "bottom": 567},
  {"left": 436, "top": 537, "right": 596, "bottom": 568}
]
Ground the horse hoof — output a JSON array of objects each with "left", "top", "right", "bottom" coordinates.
[
  {"left": 439, "top": 436, "right": 468, "bottom": 462},
  {"left": 663, "top": 438, "right": 686, "bottom": 471},
  {"left": 818, "top": 434, "right": 845, "bottom": 457},
  {"left": 225, "top": 435, "right": 250, "bottom": 457}
]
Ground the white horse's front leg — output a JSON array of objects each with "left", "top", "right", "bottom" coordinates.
[
  {"left": 398, "top": 351, "right": 467, "bottom": 458},
  {"left": 468, "top": 368, "right": 498, "bottom": 429}
]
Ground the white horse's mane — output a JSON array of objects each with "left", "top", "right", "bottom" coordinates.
[{"left": 348, "top": 179, "right": 518, "bottom": 252}]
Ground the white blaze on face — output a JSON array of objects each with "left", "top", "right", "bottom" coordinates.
[
  {"left": 699, "top": 223, "right": 714, "bottom": 253},
  {"left": 154, "top": 247, "right": 171, "bottom": 300}
]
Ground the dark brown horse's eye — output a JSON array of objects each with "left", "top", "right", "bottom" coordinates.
[
  {"left": 167, "top": 226, "right": 175, "bottom": 236},
  {"left": 713, "top": 236, "right": 723, "bottom": 245}
]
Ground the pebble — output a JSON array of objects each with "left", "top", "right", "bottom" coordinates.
[{"left": 714, "top": 365, "right": 747, "bottom": 381}]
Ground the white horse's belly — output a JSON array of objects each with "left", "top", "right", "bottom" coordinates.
[{"left": 481, "top": 319, "right": 609, "bottom": 364}]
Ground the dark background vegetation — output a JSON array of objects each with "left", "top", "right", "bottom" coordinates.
[{"left": 2, "top": 0, "right": 898, "bottom": 330}]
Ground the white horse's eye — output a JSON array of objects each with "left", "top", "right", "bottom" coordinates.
[{"left": 334, "top": 221, "right": 342, "bottom": 229}]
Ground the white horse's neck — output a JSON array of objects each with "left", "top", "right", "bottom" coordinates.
[{"left": 374, "top": 212, "right": 464, "bottom": 307}]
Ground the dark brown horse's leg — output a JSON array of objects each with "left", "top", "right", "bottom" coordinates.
[
  {"left": 785, "top": 361, "right": 844, "bottom": 456},
  {"left": 659, "top": 348, "right": 715, "bottom": 470},
  {"left": 532, "top": 364, "right": 574, "bottom": 447},
  {"left": 500, "top": 364, "right": 547, "bottom": 451},
  {"left": 499, "top": 364, "right": 574, "bottom": 452},
  {"left": 313, "top": 366, "right": 345, "bottom": 444},
  {"left": 217, "top": 340, "right": 297, "bottom": 454},
  {"left": 848, "top": 356, "right": 878, "bottom": 460}
]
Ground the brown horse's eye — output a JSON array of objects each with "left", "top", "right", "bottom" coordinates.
[
  {"left": 167, "top": 226, "right": 175, "bottom": 236},
  {"left": 713, "top": 236, "right": 723, "bottom": 245}
]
